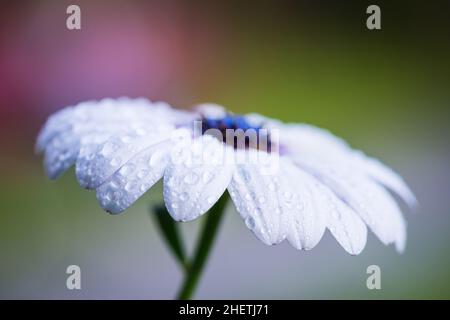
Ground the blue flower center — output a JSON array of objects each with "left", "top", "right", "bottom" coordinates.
[{"left": 201, "top": 114, "right": 273, "bottom": 152}]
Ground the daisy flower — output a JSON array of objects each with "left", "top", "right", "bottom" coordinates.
[{"left": 36, "top": 98, "right": 416, "bottom": 257}]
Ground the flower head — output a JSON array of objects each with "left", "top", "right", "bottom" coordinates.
[{"left": 36, "top": 97, "right": 416, "bottom": 255}]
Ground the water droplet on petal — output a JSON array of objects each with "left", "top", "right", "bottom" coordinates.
[
  {"left": 104, "top": 192, "right": 112, "bottom": 202},
  {"left": 120, "top": 135, "right": 132, "bottom": 143},
  {"left": 284, "top": 191, "right": 292, "bottom": 201},
  {"left": 254, "top": 208, "right": 263, "bottom": 216},
  {"left": 202, "top": 171, "right": 214, "bottom": 183},
  {"left": 119, "top": 164, "right": 134, "bottom": 176},
  {"left": 179, "top": 192, "right": 189, "bottom": 201},
  {"left": 110, "top": 180, "right": 120, "bottom": 190},
  {"left": 183, "top": 172, "right": 199, "bottom": 185},
  {"left": 101, "top": 142, "right": 117, "bottom": 157},
  {"left": 139, "top": 184, "right": 148, "bottom": 192},
  {"left": 110, "top": 157, "right": 121, "bottom": 167},
  {"left": 124, "top": 182, "right": 133, "bottom": 192},
  {"left": 241, "top": 170, "right": 251, "bottom": 182},
  {"left": 166, "top": 177, "right": 176, "bottom": 187},
  {"left": 207, "top": 196, "right": 215, "bottom": 205},
  {"left": 137, "top": 169, "right": 148, "bottom": 179},
  {"left": 148, "top": 152, "right": 162, "bottom": 167},
  {"left": 171, "top": 202, "right": 179, "bottom": 209},
  {"left": 245, "top": 216, "right": 256, "bottom": 230},
  {"left": 258, "top": 196, "right": 266, "bottom": 204}
]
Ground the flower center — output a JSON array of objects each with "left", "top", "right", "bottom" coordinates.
[{"left": 201, "top": 114, "right": 273, "bottom": 152}]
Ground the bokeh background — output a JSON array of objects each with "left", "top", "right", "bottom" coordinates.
[{"left": 1, "top": 0, "right": 449, "bottom": 299}]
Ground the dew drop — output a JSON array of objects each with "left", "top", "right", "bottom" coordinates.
[
  {"left": 254, "top": 208, "right": 263, "bottom": 216},
  {"left": 110, "top": 157, "right": 121, "bottom": 167},
  {"left": 183, "top": 172, "right": 199, "bottom": 185},
  {"left": 245, "top": 216, "right": 256, "bottom": 230},
  {"left": 284, "top": 191, "right": 292, "bottom": 201},
  {"left": 124, "top": 182, "right": 133, "bottom": 192},
  {"left": 104, "top": 192, "right": 112, "bottom": 202},
  {"left": 207, "top": 196, "right": 215, "bottom": 205},
  {"left": 110, "top": 180, "right": 120, "bottom": 190},
  {"left": 120, "top": 135, "right": 132, "bottom": 143},
  {"left": 241, "top": 170, "right": 251, "bottom": 182},
  {"left": 202, "top": 171, "right": 214, "bottom": 183},
  {"left": 148, "top": 152, "right": 162, "bottom": 167},
  {"left": 119, "top": 164, "right": 134, "bottom": 176},
  {"left": 166, "top": 177, "right": 176, "bottom": 187},
  {"left": 179, "top": 192, "right": 189, "bottom": 201},
  {"left": 101, "top": 142, "right": 117, "bottom": 157},
  {"left": 258, "top": 196, "right": 266, "bottom": 204},
  {"left": 137, "top": 169, "right": 148, "bottom": 179},
  {"left": 171, "top": 202, "right": 179, "bottom": 209},
  {"left": 232, "top": 172, "right": 244, "bottom": 184},
  {"left": 140, "top": 184, "right": 148, "bottom": 192}
]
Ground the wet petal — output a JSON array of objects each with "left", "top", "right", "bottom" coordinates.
[
  {"left": 37, "top": 97, "right": 181, "bottom": 180},
  {"left": 281, "top": 123, "right": 416, "bottom": 207},
  {"left": 76, "top": 124, "right": 173, "bottom": 189},
  {"left": 228, "top": 151, "right": 293, "bottom": 245},
  {"left": 96, "top": 141, "right": 172, "bottom": 214},
  {"left": 163, "top": 135, "right": 234, "bottom": 221},
  {"left": 296, "top": 158, "right": 406, "bottom": 252}
]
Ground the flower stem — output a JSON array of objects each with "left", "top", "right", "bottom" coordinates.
[
  {"left": 152, "top": 204, "right": 188, "bottom": 271},
  {"left": 177, "top": 193, "right": 229, "bottom": 300}
]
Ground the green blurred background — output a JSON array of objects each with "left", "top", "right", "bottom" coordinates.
[{"left": 1, "top": 0, "right": 449, "bottom": 299}]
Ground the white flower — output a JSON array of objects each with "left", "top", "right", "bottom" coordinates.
[{"left": 36, "top": 97, "right": 416, "bottom": 255}]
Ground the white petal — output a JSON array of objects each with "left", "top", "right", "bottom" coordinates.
[
  {"left": 96, "top": 141, "right": 172, "bottom": 214},
  {"left": 257, "top": 157, "right": 366, "bottom": 254},
  {"left": 195, "top": 103, "right": 226, "bottom": 119},
  {"left": 163, "top": 135, "right": 234, "bottom": 221},
  {"left": 37, "top": 97, "right": 185, "bottom": 180},
  {"left": 227, "top": 152, "right": 316, "bottom": 246},
  {"left": 281, "top": 159, "right": 327, "bottom": 250},
  {"left": 76, "top": 124, "right": 173, "bottom": 189},
  {"left": 36, "top": 106, "right": 76, "bottom": 153},
  {"left": 37, "top": 98, "right": 156, "bottom": 152},
  {"left": 280, "top": 123, "right": 350, "bottom": 159},
  {"left": 309, "top": 177, "right": 368, "bottom": 255},
  {"left": 296, "top": 158, "right": 406, "bottom": 252},
  {"left": 43, "top": 131, "right": 80, "bottom": 179},
  {"left": 243, "top": 113, "right": 283, "bottom": 129},
  {"left": 355, "top": 153, "right": 417, "bottom": 207},
  {"left": 281, "top": 123, "right": 416, "bottom": 207}
]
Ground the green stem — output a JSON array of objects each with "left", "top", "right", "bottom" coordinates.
[
  {"left": 177, "top": 193, "right": 229, "bottom": 300},
  {"left": 152, "top": 204, "right": 188, "bottom": 271}
]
